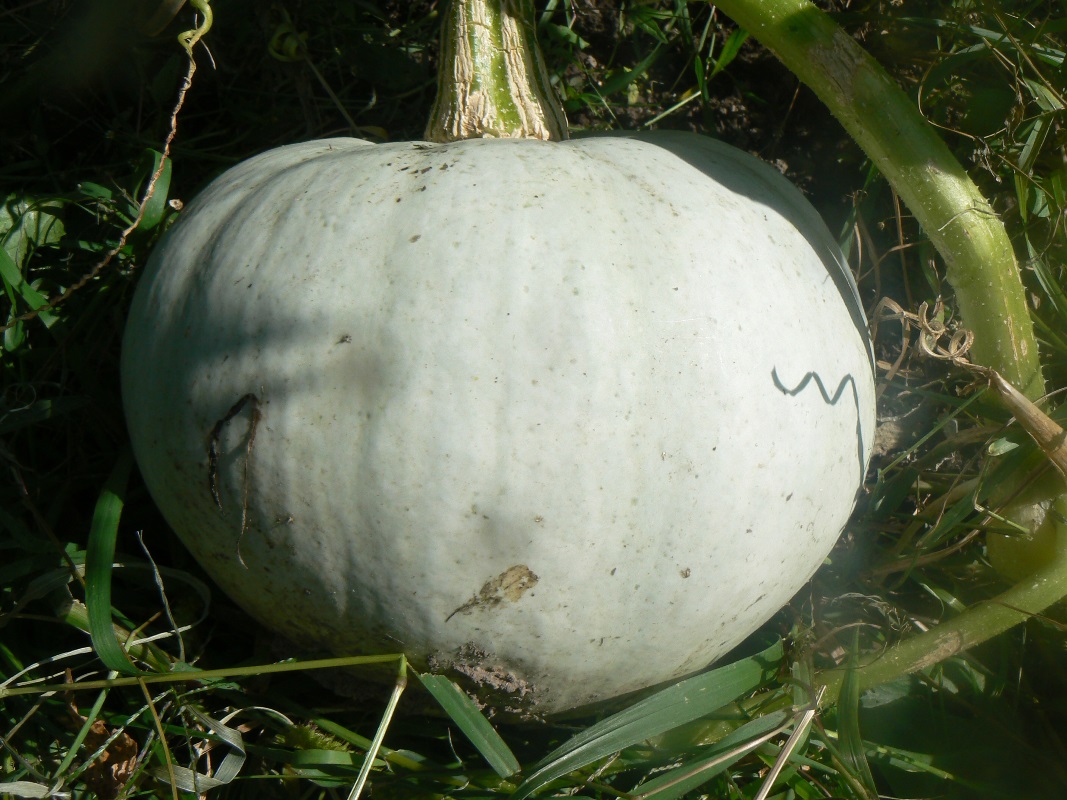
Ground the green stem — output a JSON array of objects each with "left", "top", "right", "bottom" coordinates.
[
  {"left": 179, "top": 0, "right": 213, "bottom": 56},
  {"left": 426, "top": 0, "right": 567, "bottom": 142},
  {"left": 0, "top": 643, "right": 407, "bottom": 699},
  {"left": 692, "top": 499, "right": 1067, "bottom": 735},
  {"left": 820, "top": 494, "right": 1067, "bottom": 701},
  {"left": 713, "top": 0, "right": 1044, "bottom": 399}
]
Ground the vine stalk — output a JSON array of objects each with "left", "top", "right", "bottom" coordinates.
[
  {"left": 710, "top": 0, "right": 1064, "bottom": 697},
  {"left": 426, "top": 0, "right": 567, "bottom": 142},
  {"left": 713, "top": 0, "right": 1043, "bottom": 399}
]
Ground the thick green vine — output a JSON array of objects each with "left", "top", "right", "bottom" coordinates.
[
  {"left": 709, "top": 0, "right": 1065, "bottom": 698},
  {"left": 714, "top": 0, "right": 1043, "bottom": 400}
]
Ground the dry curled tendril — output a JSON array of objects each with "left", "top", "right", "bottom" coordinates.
[
  {"left": 873, "top": 297, "right": 976, "bottom": 371},
  {"left": 874, "top": 297, "right": 1067, "bottom": 478}
]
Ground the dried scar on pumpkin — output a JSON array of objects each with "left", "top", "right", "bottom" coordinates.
[{"left": 446, "top": 564, "right": 539, "bottom": 621}]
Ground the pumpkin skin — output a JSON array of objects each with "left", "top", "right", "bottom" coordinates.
[{"left": 122, "top": 131, "right": 875, "bottom": 715}]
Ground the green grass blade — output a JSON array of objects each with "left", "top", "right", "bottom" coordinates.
[
  {"left": 634, "top": 710, "right": 791, "bottom": 799},
  {"left": 709, "top": 28, "right": 749, "bottom": 80},
  {"left": 307, "top": 715, "right": 435, "bottom": 772},
  {"left": 511, "top": 640, "right": 784, "bottom": 800},
  {"left": 1026, "top": 247, "right": 1067, "bottom": 323},
  {"left": 837, "top": 635, "right": 878, "bottom": 798},
  {"left": 417, "top": 672, "right": 520, "bottom": 778},
  {"left": 84, "top": 449, "right": 140, "bottom": 676},
  {"left": 348, "top": 671, "right": 406, "bottom": 800},
  {"left": 283, "top": 749, "right": 365, "bottom": 770},
  {"left": 52, "top": 688, "right": 110, "bottom": 778},
  {"left": 152, "top": 707, "right": 247, "bottom": 793},
  {"left": 0, "top": 781, "right": 53, "bottom": 798},
  {"left": 598, "top": 44, "right": 664, "bottom": 97}
]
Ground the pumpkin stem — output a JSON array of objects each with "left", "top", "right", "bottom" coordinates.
[{"left": 425, "top": 0, "right": 568, "bottom": 142}]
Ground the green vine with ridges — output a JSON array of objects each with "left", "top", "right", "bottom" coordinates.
[{"left": 709, "top": 0, "right": 1064, "bottom": 701}]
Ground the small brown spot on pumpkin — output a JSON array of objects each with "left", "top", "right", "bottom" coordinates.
[
  {"left": 409, "top": 234, "right": 421, "bottom": 243},
  {"left": 446, "top": 565, "right": 539, "bottom": 621},
  {"left": 680, "top": 567, "right": 691, "bottom": 578}
]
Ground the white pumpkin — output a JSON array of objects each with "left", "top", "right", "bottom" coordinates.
[{"left": 122, "top": 129, "right": 875, "bottom": 715}]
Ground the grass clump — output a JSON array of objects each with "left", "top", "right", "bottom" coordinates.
[{"left": 2, "top": 2, "right": 1066, "bottom": 799}]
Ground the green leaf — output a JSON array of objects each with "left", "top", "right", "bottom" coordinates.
[
  {"left": 2, "top": 568, "right": 74, "bottom": 613},
  {"left": 598, "top": 45, "right": 663, "bottom": 98},
  {"left": 511, "top": 640, "right": 784, "bottom": 800},
  {"left": 1027, "top": 246, "right": 1067, "bottom": 325},
  {"left": 988, "top": 437, "right": 1022, "bottom": 457},
  {"left": 77, "top": 182, "right": 114, "bottom": 202},
  {"left": 85, "top": 449, "right": 140, "bottom": 675},
  {"left": 138, "top": 149, "right": 173, "bottom": 232},
  {"left": 709, "top": 28, "right": 749, "bottom": 80},
  {"left": 0, "top": 195, "right": 66, "bottom": 266},
  {"left": 627, "top": 6, "right": 673, "bottom": 43},
  {"left": 0, "top": 248, "right": 57, "bottom": 336},
  {"left": 919, "top": 484, "right": 979, "bottom": 550},
  {"left": 417, "top": 672, "right": 520, "bottom": 778},
  {"left": 542, "top": 22, "right": 588, "bottom": 50},
  {"left": 898, "top": 17, "right": 1064, "bottom": 67},
  {"left": 870, "top": 466, "right": 920, "bottom": 518}
]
